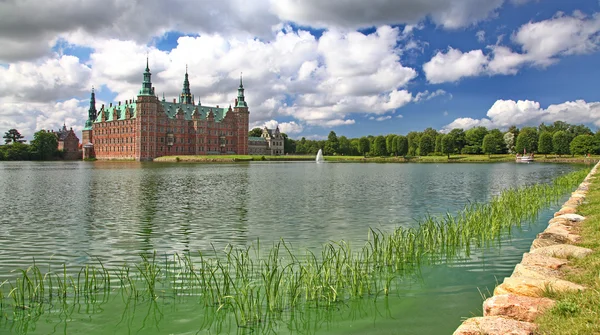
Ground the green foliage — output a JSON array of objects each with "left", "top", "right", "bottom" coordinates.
[
  {"left": 482, "top": 132, "right": 504, "bottom": 156},
  {"left": 358, "top": 137, "right": 370, "bottom": 157},
  {"left": 434, "top": 134, "right": 443, "bottom": 153},
  {"left": 395, "top": 135, "right": 408, "bottom": 157},
  {"left": 465, "top": 126, "right": 488, "bottom": 151},
  {"left": 3, "top": 128, "right": 26, "bottom": 144},
  {"left": 248, "top": 128, "right": 262, "bottom": 137},
  {"left": 515, "top": 127, "right": 538, "bottom": 154},
  {"left": 372, "top": 136, "right": 387, "bottom": 156},
  {"left": 386, "top": 134, "right": 396, "bottom": 156},
  {"left": 406, "top": 132, "right": 420, "bottom": 156},
  {"left": 570, "top": 135, "right": 597, "bottom": 155},
  {"left": 552, "top": 131, "right": 571, "bottom": 156},
  {"left": 325, "top": 131, "right": 339, "bottom": 155},
  {"left": 418, "top": 134, "right": 434, "bottom": 156},
  {"left": 447, "top": 128, "right": 466, "bottom": 153},
  {"left": 461, "top": 145, "right": 480, "bottom": 155},
  {"left": 538, "top": 131, "right": 553, "bottom": 155},
  {"left": 3, "top": 142, "right": 30, "bottom": 160},
  {"left": 504, "top": 132, "right": 515, "bottom": 154},
  {"left": 338, "top": 136, "right": 350, "bottom": 155},
  {"left": 30, "top": 130, "right": 58, "bottom": 160},
  {"left": 441, "top": 134, "right": 454, "bottom": 158}
]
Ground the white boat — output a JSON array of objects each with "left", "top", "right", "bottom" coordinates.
[{"left": 516, "top": 149, "right": 534, "bottom": 162}]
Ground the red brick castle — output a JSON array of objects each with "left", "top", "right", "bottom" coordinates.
[{"left": 82, "top": 60, "right": 249, "bottom": 160}]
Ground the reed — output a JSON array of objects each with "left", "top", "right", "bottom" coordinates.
[{"left": 0, "top": 168, "right": 590, "bottom": 330}]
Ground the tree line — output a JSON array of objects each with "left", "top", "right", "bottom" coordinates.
[
  {"left": 251, "top": 121, "right": 598, "bottom": 157},
  {"left": 0, "top": 129, "right": 62, "bottom": 161}
]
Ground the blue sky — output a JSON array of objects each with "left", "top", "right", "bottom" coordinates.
[{"left": 0, "top": 0, "right": 599, "bottom": 140}]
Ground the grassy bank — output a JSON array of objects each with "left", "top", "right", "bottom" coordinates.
[
  {"left": 153, "top": 154, "right": 600, "bottom": 164},
  {"left": 536, "top": 177, "right": 600, "bottom": 334}
]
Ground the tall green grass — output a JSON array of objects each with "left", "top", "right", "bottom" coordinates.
[{"left": 0, "top": 168, "right": 590, "bottom": 329}]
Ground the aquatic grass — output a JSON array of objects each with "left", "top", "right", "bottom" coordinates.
[{"left": 0, "top": 167, "right": 590, "bottom": 330}]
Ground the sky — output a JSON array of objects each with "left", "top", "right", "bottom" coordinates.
[{"left": 1, "top": 0, "right": 600, "bottom": 141}]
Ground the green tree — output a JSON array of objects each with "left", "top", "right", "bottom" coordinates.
[
  {"left": 4, "top": 142, "right": 30, "bottom": 160},
  {"left": 324, "top": 131, "right": 339, "bottom": 155},
  {"left": 358, "top": 137, "right": 370, "bottom": 157},
  {"left": 373, "top": 136, "right": 387, "bottom": 156},
  {"left": 567, "top": 124, "right": 593, "bottom": 140},
  {"left": 552, "top": 131, "right": 570, "bottom": 157},
  {"left": 338, "top": 136, "right": 350, "bottom": 155},
  {"left": 418, "top": 134, "right": 434, "bottom": 156},
  {"left": 434, "top": 133, "right": 443, "bottom": 153},
  {"left": 482, "top": 133, "right": 502, "bottom": 157},
  {"left": 447, "top": 128, "right": 466, "bottom": 153},
  {"left": 282, "top": 133, "right": 295, "bottom": 154},
  {"left": 422, "top": 127, "right": 438, "bottom": 140},
  {"left": 537, "top": 131, "right": 553, "bottom": 157},
  {"left": 570, "top": 135, "right": 597, "bottom": 156},
  {"left": 30, "top": 130, "right": 58, "bottom": 160},
  {"left": 503, "top": 132, "right": 515, "bottom": 154},
  {"left": 395, "top": 135, "right": 408, "bottom": 157},
  {"left": 3, "top": 129, "right": 26, "bottom": 144},
  {"left": 441, "top": 134, "right": 455, "bottom": 159},
  {"left": 465, "top": 126, "right": 488, "bottom": 153},
  {"left": 406, "top": 132, "right": 420, "bottom": 156},
  {"left": 248, "top": 127, "right": 262, "bottom": 137},
  {"left": 385, "top": 134, "right": 397, "bottom": 156},
  {"left": 515, "top": 127, "right": 538, "bottom": 154}
]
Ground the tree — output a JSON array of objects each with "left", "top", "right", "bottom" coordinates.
[
  {"left": 465, "top": 126, "right": 488, "bottom": 153},
  {"left": 537, "top": 131, "right": 553, "bottom": 157},
  {"left": 434, "top": 133, "right": 443, "bottom": 153},
  {"left": 570, "top": 135, "right": 597, "bottom": 156},
  {"left": 447, "top": 128, "right": 466, "bottom": 153},
  {"left": 406, "top": 132, "right": 420, "bottom": 156},
  {"left": 326, "top": 131, "right": 339, "bottom": 155},
  {"left": 281, "top": 133, "right": 296, "bottom": 154},
  {"left": 3, "top": 129, "right": 26, "bottom": 144},
  {"left": 395, "top": 135, "right": 408, "bottom": 157},
  {"left": 373, "top": 136, "right": 387, "bottom": 156},
  {"left": 481, "top": 130, "right": 505, "bottom": 157},
  {"left": 358, "top": 137, "right": 370, "bottom": 157},
  {"left": 248, "top": 127, "right": 262, "bottom": 137},
  {"left": 515, "top": 127, "right": 538, "bottom": 154},
  {"left": 30, "top": 130, "right": 58, "bottom": 160},
  {"left": 504, "top": 132, "right": 515, "bottom": 154},
  {"left": 552, "top": 131, "right": 570, "bottom": 157},
  {"left": 338, "top": 136, "right": 350, "bottom": 156},
  {"left": 418, "top": 134, "right": 434, "bottom": 156},
  {"left": 386, "top": 134, "right": 397, "bottom": 156},
  {"left": 422, "top": 127, "right": 438, "bottom": 140},
  {"left": 441, "top": 134, "right": 455, "bottom": 159}
]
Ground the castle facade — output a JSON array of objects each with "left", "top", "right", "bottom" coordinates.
[{"left": 82, "top": 61, "right": 249, "bottom": 161}]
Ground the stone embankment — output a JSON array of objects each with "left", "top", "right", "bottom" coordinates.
[{"left": 453, "top": 162, "right": 600, "bottom": 335}]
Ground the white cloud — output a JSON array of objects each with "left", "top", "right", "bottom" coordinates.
[
  {"left": 424, "top": 12, "right": 600, "bottom": 83},
  {"left": 254, "top": 120, "right": 304, "bottom": 134},
  {"left": 415, "top": 89, "right": 450, "bottom": 102},
  {"left": 271, "top": 0, "right": 515, "bottom": 30},
  {"left": 370, "top": 115, "right": 392, "bottom": 122},
  {"left": 443, "top": 111, "right": 449, "bottom": 116},
  {"left": 442, "top": 99, "right": 600, "bottom": 131},
  {"left": 476, "top": 30, "right": 486, "bottom": 43},
  {"left": 423, "top": 48, "right": 488, "bottom": 84},
  {"left": 397, "top": 114, "right": 404, "bottom": 118}
]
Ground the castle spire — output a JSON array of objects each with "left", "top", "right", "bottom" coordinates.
[
  {"left": 180, "top": 65, "right": 192, "bottom": 104},
  {"left": 236, "top": 72, "right": 247, "bottom": 107},
  {"left": 139, "top": 57, "right": 154, "bottom": 96},
  {"left": 88, "top": 86, "right": 97, "bottom": 121}
]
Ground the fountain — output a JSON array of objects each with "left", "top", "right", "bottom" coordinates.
[{"left": 316, "top": 149, "right": 324, "bottom": 163}]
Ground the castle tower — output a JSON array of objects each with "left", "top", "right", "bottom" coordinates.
[
  {"left": 139, "top": 57, "right": 155, "bottom": 96},
  {"left": 88, "top": 87, "right": 97, "bottom": 121},
  {"left": 180, "top": 65, "right": 193, "bottom": 104},
  {"left": 233, "top": 73, "right": 249, "bottom": 154}
]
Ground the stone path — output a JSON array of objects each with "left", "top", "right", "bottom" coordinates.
[{"left": 453, "top": 162, "right": 599, "bottom": 335}]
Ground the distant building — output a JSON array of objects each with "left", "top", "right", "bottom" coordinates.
[
  {"left": 82, "top": 59, "right": 250, "bottom": 161},
  {"left": 54, "top": 124, "right": 80, "bottom": 160},
  {"left": 248, "top": 126, "right": 285, "bottom": 155}
]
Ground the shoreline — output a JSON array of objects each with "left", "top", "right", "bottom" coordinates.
[
  {"left": 453, "top": 161, "right": 600, "bottom": 335},
  {"left": 152, "top": 154, "right": 599, "bottom": 164}
]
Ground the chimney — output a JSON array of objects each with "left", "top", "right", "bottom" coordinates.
[
  {"left": 173, "top": 98, "right": 176, "bottom": 103},
  {"left": 235, "top": 98, "right": 238, "bottom": 106},
  {"left": 109, "top": 103, "right": 112, "bottom": 107},
  {"left": 118, "top": 101, "right": 121, "bottom": 106}
]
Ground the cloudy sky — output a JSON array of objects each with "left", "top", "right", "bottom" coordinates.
[{"left": 1, "top": 0, "right": 600, "bottom": 140}]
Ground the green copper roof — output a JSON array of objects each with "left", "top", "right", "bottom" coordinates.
[
  {"left": 160, "top": 101, "right": 229, "bottom": 121},
  {"left": 94, "top": 102, "right": 138, "bottom": 122},
  {"left": 248, "top": 136, "right": 266, "bottom": 142}
]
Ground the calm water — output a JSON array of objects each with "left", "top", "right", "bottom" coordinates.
[{"left": 0, "top": 161, "right": 582, "bottom": 334}]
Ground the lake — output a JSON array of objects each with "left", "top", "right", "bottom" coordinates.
[{"left": 0, "top": 161, "right": 582, "bottom": 334}]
